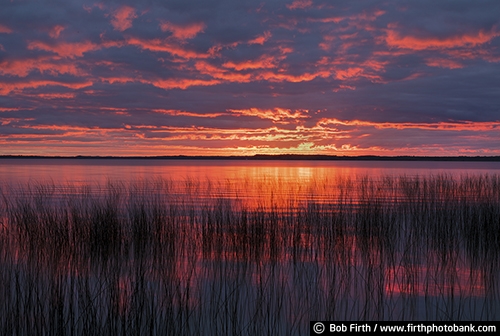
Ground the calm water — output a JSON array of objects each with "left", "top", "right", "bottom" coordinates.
[
  {"left": 1, "top": 159, "right": 499, "bottom": 334},
  {"left": 1, "top": 158, "right": 500, "bottom": 184},
  {"left": 1, "top": 158, "right": 500, "bottom": 205}
]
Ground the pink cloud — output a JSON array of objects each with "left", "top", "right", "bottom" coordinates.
[
  {"left": 425, "top": 58, "right": 463, "bottom": 69},
  {"left": 194, "top": 61, "right": 252, "bottom": 82},
  {"left": 152, "top": 109, "right": 223, "bottom": 118},
  {"left": 248, "top": 31, "right": 272, "bottom": 45},
  {"left": 256, "top": 70, "right": 330, "bottom": 83},
  {"left": 386, "top": 27, "right": 499, "bottom": 50},
  {"left": 446, "top": 49, "right": 500, "bottom": 63},
  {"left": 287, "top": 0, "right": 313, "bottom": 10},
  {"left": 151, "top": 78, "right": 220, "bottom": 90},
  {"left": 159, "top": 21, "right": 206, "bottom": 39},
  {"left": 37, "top": 93, "right": 76, "bottom": 99},
  {"left": 0, "top": 24, "right": 12, "bottom": 34},
  {"left": 229, "top": 108, "right": 310, "bottom": 123},
  {"left": 83, "top": 3, "right": 105, "bottom": 13},
  {"left": 0, "top": 57, "right": 85, "bottom": 77},
  {"left": 49, "top": 25, "right": 65, "bottom": 38},
  {"left": 126, "top": 37, "right": 210, "bottom": 59},
  {"left": 222, "top": 55, "right": 279, "bottom": 70},
  {"left": 111, "top": 6, "right": 137, "bottom": 32},
  {"left": 334, "top": 67, "right": 364, "bottom": 80},
  {"left": 0, "top": 80, "right": 92, "bottom": 95},
  {"left": 27, "top": 40, "right": 99, "bottom": 58},
  {"left": 318, "top": 118, "right": 500, "bottom": 132}
]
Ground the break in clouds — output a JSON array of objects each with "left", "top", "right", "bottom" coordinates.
[{"left": 1, "top": 0, "right": 500, "bottom": 155}]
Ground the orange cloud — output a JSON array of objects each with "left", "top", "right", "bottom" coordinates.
[
  {"left": 314, "top": 17, "right": 344, "bottom": 24},
  {"left": 37, "top": 93, "right": 76, "bottom": 99},
  {"left": 194, "top": 61, "right": 252, "bottom": 82},
  {"left": 17, "top": 124, "right": 102, "bottom": 132},
  {"left": 335, "top": 67, "right": 364, "bottom": 80},
  {"left": 312, "top": 9, "right": 384, "bottom": 27},
  {"left": 100, "top": 77, "right": 136, "bottom": 85},
  {"left": 316, "top": 57, "right": 387, "bottom": 82},
  {"left": 0, "top": 80, "right": 92, "bottom": 95},
  {"left": 361, "top": 59, "right": 388, "bottom": 72},
  {"left": 159, "top": 21, "right": 205, "bottom": 39},
  {"left": 248, "top": 31, "right": 272, "bottom": 45},
  {"left": 205, "top": 31, "right": 272, "bottom": 56},
  {"left": 126, "top": 37, "right": 210, "bottom": 59},
  {"left": 425, "top": 58, "right": 463, "bottom": 69},
  {"left": 0, "top": 24, "right": 12, "bottom": 34},
  {"left": 4, "top": 116, "right": 498, "bottom": 156},
  {"left": 83, "top": 3, "right": 105, "bottom": 13},
  {"left": 111, "top": 6, "right": 137, "bottom": 31},
  {"left": 333, "top": 84, "right": 356, "bottom": 92},
  {"left": 27, "top": 40, "right": 100, "bottom": 58},
  {"left": 229, "top": 108, "right": 309, "bottom": 123},
  {"left": 222, "top": 55, "right": 279, "bottom": 70},
  {"left": 0, "top": 107, "right": 22, "bottom": 112},
  {"left": 0, "top": 57, "right": 85, "bottom": 77},
  {"left": 126, "top": 125, "right": 341, "bottom": 146},
  {"left": 152, "top": 109, "right": 223, "bottom": 118},
  {"left": 1, "top": 117, "right": 35, "bottom": 126},
  {"left": 318, "top": 118, "right": 500, "bottom": 132},
  {"left": 151, "top": 78, "right": 220, "bottom": 90},
  {"left": 256, "top": 70, "right": 330, "bottom": 83},
  {"left": 319, "top": 35, "right": 336, "bottom": 51},
  {"left": 287, "top": 0, "right": 313, "bottom": 10},
  {"left": 445, "top": 49, "right": 500, "bottom": 63},
  {"left": 49, "top": 25, "right": 65, "bottom": 38},
  {"left": 386, "top": 27, "right": 500, "bottom": 50}
]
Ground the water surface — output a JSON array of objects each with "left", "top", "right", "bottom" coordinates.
[{"left": 1, "top": 159, "right": 499, "bottom": 334}]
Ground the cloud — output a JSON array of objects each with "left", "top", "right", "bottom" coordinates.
[
  {"left": 222, "top": 55, "right": 280, "bottom": 70},
  {"left": 152, "top": 109, "right": 223, "bottom": 118},
  {"left": 318, "top": 118, "right": 500, "bottom": 132},
  {"left": 425, "top": 58, "right": 463, "bottom": 69},
  {"left": 0, "top": 24, "right": 12, "bottom": 34},
  {"left": 49, "top": 25, "right": 65, "bottom": 39},
  {"left": 248, "top": 31, "right": 272, "bottom": 45},
  {"left": 385, "top": 26, "right": 500, "bottom": 50},
  {"left": 0, "top": 57, "right": 85, "bottom": 77},
  {"left": 0, "top": 79, "right": 92, "bottom": 95},
  {"left": 287, "top": 0, "right": 313, "bottom": 10},
  {"left": 125, "top": 37, "right": 210, "bottom": 59},
  {"left": 110, "top": 6, "right": 137, "bottom": 32},
  {"left": 1, "top": 0, "right": 500, "bottom": 156},
  {"left": 194, "top": 61, "right": 252, "bottom": 82},
  {"left": 159, "top": 21, "right": 206, "bottom": 39},
  {"left": 151, "top": 78, "right": 221, "bottom": 90},
  {"left": 27, "top": 40, "right": 100, "bottom": 58},
  {"left": 228, "top": 108, "right": 309, "bottom": 123}
]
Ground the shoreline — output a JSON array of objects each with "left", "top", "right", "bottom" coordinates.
[{"left": 1, "top": 154, "right": 500, "bottom": 162}]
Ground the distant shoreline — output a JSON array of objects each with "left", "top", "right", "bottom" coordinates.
[{"left": 1, "top": 154, "right": 500, "bottom": 161}]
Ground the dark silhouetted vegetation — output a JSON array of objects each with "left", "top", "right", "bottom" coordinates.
[{"left": 1, "top": 174, "right": 499, "bottom": 335}]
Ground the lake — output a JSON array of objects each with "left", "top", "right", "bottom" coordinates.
[
  {"left": 1, "top": 158, "right": 499, "bottom": 334},
  {"left": 2, "top": 158, "right": 500, "bottom": 184}
]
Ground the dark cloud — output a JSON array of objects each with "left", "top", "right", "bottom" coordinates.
[{"left": 1, "top": 0, "right": 499, "bottom": 156}]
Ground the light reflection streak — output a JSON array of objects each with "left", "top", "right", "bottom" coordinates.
[{"left": 0, "top": 161, "right": 499, "bottom": 331}]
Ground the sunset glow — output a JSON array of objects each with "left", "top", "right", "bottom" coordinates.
[{"left": 1, "top": 1, "right": 499, "bottom": 156}]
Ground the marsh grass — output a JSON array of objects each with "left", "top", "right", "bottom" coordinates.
[{"left": 1, "top": 174, "right": 500, "bottom": 335}]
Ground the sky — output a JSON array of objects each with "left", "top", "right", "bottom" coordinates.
[{"left": 1, "top": 0, "right": 500, "bottom": 156}]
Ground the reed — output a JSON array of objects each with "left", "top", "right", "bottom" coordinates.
[{"left": 0, "top": 174, "right": 499, "bottom": 334}]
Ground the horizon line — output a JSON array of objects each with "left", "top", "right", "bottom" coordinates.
[{"left": 1, "top": 154, "right": 500, "bottom": 162}]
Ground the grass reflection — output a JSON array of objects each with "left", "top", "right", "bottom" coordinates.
[{"left": 0, "top": 174, "right": 499, "bottom": 334}]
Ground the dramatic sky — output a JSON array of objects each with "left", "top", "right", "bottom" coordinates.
[{"left": 1, "top": 0, "right": 500, "bottom": 156}]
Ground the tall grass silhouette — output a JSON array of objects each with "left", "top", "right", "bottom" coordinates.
[{"left": 0, "top": 174, "right": 499, "bottom": 335}]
